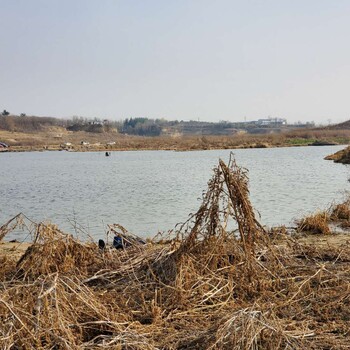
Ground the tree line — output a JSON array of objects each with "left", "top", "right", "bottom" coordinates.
[{"left": 0, "top": 110, "right": 238, "bottom": 136}]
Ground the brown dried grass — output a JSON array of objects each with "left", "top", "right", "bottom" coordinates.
[
  {"left": 296, "top": 212, "right": 331, "bottom": 235},
  {"left": 1, "top": 157, "right": 350, "bottom": 349},
  {"left": 331, "top": 200, "right": 350, "bottom": 221},
  {"left": 325, "top": 146, "right": 350, "bottom": 164}
]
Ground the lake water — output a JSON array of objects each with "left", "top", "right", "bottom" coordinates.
[{"left": 0, "top": 146, "right": 349, "bottom": 241}]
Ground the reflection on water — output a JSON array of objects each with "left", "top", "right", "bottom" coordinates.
[{"left": 0, "top": 145, "right": 348, "bottom": 240}]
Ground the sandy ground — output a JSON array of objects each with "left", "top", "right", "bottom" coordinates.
[
  {"left": 298, "top": 232, "right": 350, "bottom": 247},
  {"left": 0, "top": 241, "right": 31, "bottom": 260}
]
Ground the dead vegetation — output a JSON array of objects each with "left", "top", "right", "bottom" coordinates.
[
  {"left": 331, "top": 201, "right": 350, "bottom": 221},
  {"left": 296, "top": 195, "right": 350, "bottom": 233},
  {"left": 296, "top": 212, "right": 331, "bottom": 235},
  {"left": 1, "top": 157, "right": 350, "bottom": 349},
  {"left": 325, "top": 146, "right": 350, "bottom": 164}
]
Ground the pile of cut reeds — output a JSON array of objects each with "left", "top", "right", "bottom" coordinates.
[{"left": 1, "top": 157, "right": 350, "bottom": 349}]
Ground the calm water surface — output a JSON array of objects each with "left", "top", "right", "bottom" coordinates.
[{"left": 0, "top": 146, "right": 348, "bottom": 240}]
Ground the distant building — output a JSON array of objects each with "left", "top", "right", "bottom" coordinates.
[{"left": 256, "top": 118, "right": 287, "bottom": 126}]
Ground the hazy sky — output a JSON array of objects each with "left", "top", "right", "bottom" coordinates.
[{"left": 1, "top": 0, "right": 350, "bottom": 124}]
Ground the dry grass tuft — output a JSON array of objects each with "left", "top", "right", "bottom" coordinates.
[
  {"left": 296, "top": 212, "right": 331, "bottom": 235},
  {"left": 330, "top": 199, "right": 350, "bottom": 221}
]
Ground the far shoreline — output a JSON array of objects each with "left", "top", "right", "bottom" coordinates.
[
  {"left": 1, "top": 125, "right": 349, "bottom": 154},
  {"left": 0, "top": 141, "right": 346, "bottom": 154}
]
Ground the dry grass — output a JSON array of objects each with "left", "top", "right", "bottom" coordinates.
[
  {"left": 1, "top": 157, "right": 350, "bottom": 349},
  {"left": 296, "top": 196, "right": 350, "bottom": 234},
  {"left": 296, "top": 212, "right": 331, "bottom": 235},
  {"left": 329, "top": 197, "right": 350, "bottom": 230},
  {"left": 331, "top": 202, "right": 350, "bottom": 221},
  {"left": 325, "top": 146, "right": 350, "bottom": 164}
]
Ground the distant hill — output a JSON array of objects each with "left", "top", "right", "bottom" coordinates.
[
  {"left": 0, "top": 115, "right": 65, "bottom": 133},
  {"left": 0, "top": 114, "right": 323, "bottom": 137},
  {"left": 327, "top": 120, "right": 350, "bottom": 130},
  {"left": 0, "top": 115, "right": 116, "bottom": 134}
]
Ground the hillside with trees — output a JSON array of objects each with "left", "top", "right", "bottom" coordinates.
[{"left": 0, "top": 111, "right": 344, "bottom": 138}]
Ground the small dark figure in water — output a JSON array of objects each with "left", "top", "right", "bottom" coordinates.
[
  {"left": 113, "top": 235, "right": 124, "bottom": 250},
  {"left": 98, "top": 239, "right": 106, "bottom": 250},
  {"left": 105, "top": 152, "right": 111, "bottom": 157}
]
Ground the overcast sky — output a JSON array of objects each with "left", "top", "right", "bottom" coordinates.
[{"left": 1, "top": 0, "right": 350, "bottom": 124}]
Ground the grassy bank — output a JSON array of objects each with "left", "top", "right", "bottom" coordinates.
[{"left": 1, "top": 158, "right": 349, "bottom": 349}]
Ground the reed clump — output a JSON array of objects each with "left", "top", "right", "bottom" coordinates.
[
  {"left": 1, "top": 157, "right": 350, "bottom": 349},
  {"left": 296, "top": 211, "right": 331, "bottom": 235},
  {"left": 331, "top": 199, "right": 350, "bottom": 220}
]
